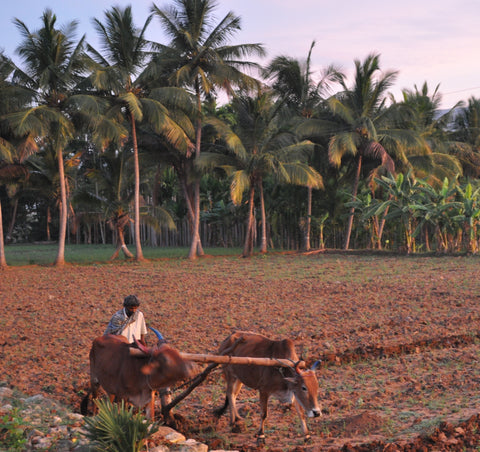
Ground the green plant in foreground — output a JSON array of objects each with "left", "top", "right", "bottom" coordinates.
[
  {"left": 83, "top": 399, "right": 157, "bottom": 452},
  {"left": 0, "top": 408, "right": 27, "bottom": 451}
]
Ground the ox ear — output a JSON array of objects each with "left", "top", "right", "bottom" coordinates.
[{"left": 284, "top": 377, "right": 298, "bottom": 387}]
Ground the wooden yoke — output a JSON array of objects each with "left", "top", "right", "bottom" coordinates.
[{"left": 180, "top": 353, "right": 305, "bottom": 368}]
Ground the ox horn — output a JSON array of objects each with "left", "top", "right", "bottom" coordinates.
[
  {"left": 149, "top": 326, "right": 165, "bottom": 342},
  {"left": 311, "top": 360, "right": 321, "bottom": 370},
  {"left": 133, "top": 335, "right": 151, "bottom": 355},
  {"left": 294, "top": 360, "right": 306, "bottom": 374}
]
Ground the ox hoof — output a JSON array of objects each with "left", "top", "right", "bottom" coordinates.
[
  {"left": 256, "top": 434, "right": 266, "bottom": 446},
  {"left": 163, "top": 414, "right": 176, "bottom": 429},
  {"left": 231, "top": 421, "right": 245, "bottom": 433}
]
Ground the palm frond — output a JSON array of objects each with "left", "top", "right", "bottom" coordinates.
[
  {"left": 362, "top": 141, "right": 395, "bottom": 174},
  {"left": 0, "top": 162, "right": 28, "bottom": 180},
  {"left": 282, "top": 162, "right": 324, "bottom": 189},
  {"left": 328, "top": 132, "right": 357, "bottom": 167},
  {"left": 230, "top": 170, "right": 250, "bottom": 205},
  {"left": 142, "top": 101, "right": 193, "bottom": 154},
  {"left": 120, "top": 92, "right": 143, "bottom": 121},
  {"left": 204, "top": 117, "right": 246, "bottom": 158},
  {"left": 92, "top": 116, "right": 128, "bottom": 150},
  {"left": 0, "top": 138, "right": 16, "bottom": 163}
]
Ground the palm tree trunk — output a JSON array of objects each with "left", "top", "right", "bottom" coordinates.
[
  {"left": 304, "top": 186, "right": 312, "bottom": 251},
  {"left": 344, "top": 155, "right": 362, "bottom": 250},
  {"left": 0, "top": 200, "right": 7, "bottom": 269},
  {"left": 54, "top": 149, "right": 67, "bottom": 266},
  {"left": 370, "top": 218, "right": 380, "bottom": 249},
  {"left": 319, "top": 223, "right": 325, "bottom": 250},
  {"left": 131, "top": 113, "right": 144, "bottom": 261},
  {"left": 110, "top": 226, "right": 134, "bottom": 260},
  {"left": 242, "top": 186, "right": 256, "bottom": 257},
  {"left": 259, "top": 181, "right": 267, "bottom": 254},
  {"left": 188, "top": 179, "right": 201, "bottom": 260},
  {"left": 46, "top": 206, "right": 51, "bottom": 241},
  {"left": 188, "top": 82, "right": 203, "bottom": 260},
  {"left": 180, "top": 174, "right": 204, "bottom": 256},
  {"left": 6, "top": 197, "right": 18, "bottom": 243}
]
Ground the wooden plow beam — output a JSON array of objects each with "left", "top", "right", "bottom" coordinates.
[{"left": 180, "top": 353, "right": 304, "bottom": 368}]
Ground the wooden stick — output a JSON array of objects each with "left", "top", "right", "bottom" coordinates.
[
  {"left": 180, "top": 353, "right": 302, "bottom": 368},
  {"left": 161, "top": 361, "right": 219, "bottom": 424}
]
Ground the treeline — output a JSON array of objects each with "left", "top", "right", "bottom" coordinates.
[{"left": 1, "top": 0, "right": 480, "bottom": 267}]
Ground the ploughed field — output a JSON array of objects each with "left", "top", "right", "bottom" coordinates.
[{"left": 1, "top": 252, "right": 480, "bottom": 451}]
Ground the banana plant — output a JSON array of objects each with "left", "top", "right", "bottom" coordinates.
[
  {"left": 453, "top": 182, "right": 480, "bottom": 254},
  {"left": 413, "top": 178, "right": 461, "bottom": 253},
  {"left": 345, "top": 191, "right": 383, "bottom": 249},
  {"left": 373, "top": 172, "right": 424, "bottom": 253}
]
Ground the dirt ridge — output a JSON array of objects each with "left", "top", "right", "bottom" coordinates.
[{"left": 317, "top": 332, "right": 480, "bottom": 366}]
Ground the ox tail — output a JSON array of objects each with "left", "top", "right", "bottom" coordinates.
[
  {"left": 80, "top": 389, "right": 92, "bottom": 416},
  {"left": 213, "top": 396, "right": 229, "bottom": 418}
]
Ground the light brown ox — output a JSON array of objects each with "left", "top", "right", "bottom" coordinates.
[
  {"left": 215, "top": 331, "right": 321, "bottom": 444},
  {"left": 81, "top": 334, "right": 193, "bottom": 419}
]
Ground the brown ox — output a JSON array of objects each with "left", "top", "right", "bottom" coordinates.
[
  {"left": 215, "top": 331, "right": 321, "bottom": 444},
  {"left": 81, "top": 334, "right": 192, "bottom": 419}
]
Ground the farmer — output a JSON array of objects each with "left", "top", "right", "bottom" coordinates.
[{"left": 104, "top": 295, "right": 147, "bottom": 345}]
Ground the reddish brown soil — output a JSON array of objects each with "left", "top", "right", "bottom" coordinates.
[{"left": 1, "top": 252, "right": 480, "bottom": 451}]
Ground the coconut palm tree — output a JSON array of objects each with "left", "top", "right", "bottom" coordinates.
[
  {"left": 87, "top": 6, "right": 153, "bottom": 262},
  {"left": 0, "top": 162, "right": 29, "bottom": 268},
  {"left": 25, "top": 144, "right": 84, "bottom": 244},
  {"left": 148, "top": 0, "right": 265, "bottom": 259},
  {"left": 75, "top": 139, "right": 178, "bottom": 257},
  {"left": 453, "top": 97, "right": 480, "bottom": 147},
  {"left": 398, "top": 82, "right": 464, "bottom": 186},
  {"left": 7, "top": 9, "right": 108, "bottom": 266},
  {"left": 75, "top": 143, "right": 137, "bottom": 259},
  {"left": 450, "top": 96, "right": 480, "bottom": 178},
  {"left": 199, "top": 91, "right": 323, "bottom": 257},
  {"left": 263, "top": 41, "right": 339, "bottom": 250},
  {"left": 0, "top": 53, "right": 26, "bottom": 268},
  {"left": 325, "top": 53, "right": 415, "bottom": 250},
  {"left": 134, "top": 87, "right": 197, "bottom": 249},
  {"left": 88, "top": 5, "right": 191, "bottom": 261},
  {"left": 0, "top": 66, "right": 31, "bottom": 267}
]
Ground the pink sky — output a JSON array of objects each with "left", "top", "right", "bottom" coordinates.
[{"left": 2, "top": 0, "right": 479, "bottom": 108}]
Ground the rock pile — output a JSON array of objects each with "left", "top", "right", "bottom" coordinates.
[{"left": 0, "top": 386, "right": 236, "bottom": 452}]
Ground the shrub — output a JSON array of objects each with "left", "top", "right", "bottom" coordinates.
[
  {"left": 83, "top": 399, "right": 157, "bottom": 452},
  {"left": 0, "top": 408, "right": 27, "bottom": 451}
]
